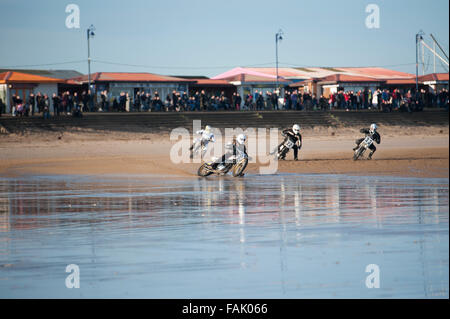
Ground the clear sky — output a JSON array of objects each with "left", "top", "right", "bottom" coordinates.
[{"left": 0, "top": 0, "right": 448, "bottom": 77}]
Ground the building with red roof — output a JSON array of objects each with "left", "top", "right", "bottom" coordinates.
[
  {"left": 172, "top": 76, "right": 236, "bottom": 100},
  {"left": 212, "top": 66, "right": 420, "bottom": 98},
  {"left": 418, "top": 73, "right": 449, "bottom": 92},
  {"left": 0, "top": 71, "right": 64, "bottom": 113},
  {"left": 69, "top": 72, "right": 194, "bottom": 102}
]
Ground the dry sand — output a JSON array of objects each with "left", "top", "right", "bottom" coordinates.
[{"left": 0, "top": 125, "right": 448, "bottom": 179}]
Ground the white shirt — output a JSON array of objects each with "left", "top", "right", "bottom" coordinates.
[{"left": 196, "top": 130, "right": 215, "bottom": 143}]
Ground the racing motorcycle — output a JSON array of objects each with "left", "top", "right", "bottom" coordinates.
[
  {"left": 276, "top": 135, "right": 297, "bottom": 160},
  {"left": 197, "top": 145, "right": 248, "bottom": 177},
  {"left": 353, "top": 136, "right": 374, "bottom": 160},
  {"left": 190, "top": 138, "right": 209, "bottom": 159}
]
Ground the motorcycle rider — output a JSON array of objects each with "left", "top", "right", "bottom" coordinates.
[
  {"left": 211, "top": 134, "right": 248, "bottom": 174},
  {"left": 353, "top": 123, "right": 381, "bottom": 159},
  {"left": 190, "top": 125, "right": 215, "bottom": 158},
  {"left": 278, "top": 124, "right": 302, "bottom": 160}
]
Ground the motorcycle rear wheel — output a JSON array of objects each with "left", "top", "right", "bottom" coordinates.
[
  {"left": 197, "top": 163, "right": 213, "bottom": 177},
  {"left": 353, "top": 147, "right": 365, "bottom": 161},
  {"left": 277, "top": 147, "right": 287, "bottom": 160}
]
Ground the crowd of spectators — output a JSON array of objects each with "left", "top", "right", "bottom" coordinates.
[
  {"left": 4, "top": 87, "right": 448, "bottom": 118},
  {"left": 323, "top": 88, "right": 449, "bottom": 112},
  {"left": 8, "top": 90, "right": 95, "bottom": 118}
]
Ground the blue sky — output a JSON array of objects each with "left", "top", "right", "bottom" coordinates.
[{"left": 0, "top": 0, "right": 448, "bottom": 77}]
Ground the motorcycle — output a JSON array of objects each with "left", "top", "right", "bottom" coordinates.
[
  {"left": 190, "top": 138, "right": 209, "bottom": 159},
  {"left": 197, "top": 145, "right": 248, "bottom": 177},
  {"left": 353, "top": 136, "right": 374, "bottom": 160},
  {"left": 276, "top": 135, "right": 297, "bottom": 160}
]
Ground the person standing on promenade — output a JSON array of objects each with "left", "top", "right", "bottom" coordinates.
[
  {"left": 235, "top": 92, "right": 242, "bottom": 111},
  {"left": 42, "top": 94, "right": 50, "bottom": 119},
  {"left": 125, "top": 92, "right": 131, "bottom": 112},
  {"left": 0, "top": 97, "right": 4, "bottom": 116},
  {"left": 27, "top": 93, "right": 36, "bottom": 116},
  {"left": 52, "top": 93, "right": 60, "bottom": 117}
]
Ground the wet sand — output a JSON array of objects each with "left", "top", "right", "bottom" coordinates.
[{"left": 0, "top": 126, "right": 448, "bottom": 178}]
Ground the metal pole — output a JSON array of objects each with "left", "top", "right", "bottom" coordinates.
[
  {"left": 434, "top": 40, "right": 436, "bottom": 73},
  {"left": 430, "top": 33, "right": 449, "bottom": 61},
  {"left": 275, "top": 33, "right": 279, "bottom": 92},
  {"left": 87, "top": 28, "right": 91, "bottom": 91},
  {"left": 415, "top": 33, "right": 419, "bottom": 92}
]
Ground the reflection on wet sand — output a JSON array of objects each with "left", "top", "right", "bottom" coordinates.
[{"left": 0, "top": 174, "right": 448, "bottom": 298}]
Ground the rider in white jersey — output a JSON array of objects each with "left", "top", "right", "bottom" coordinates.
[{"left": 190, "top": 125, "right": 215, "bottom": 158}]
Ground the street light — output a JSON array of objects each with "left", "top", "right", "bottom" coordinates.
[
  {"left": 415, "top": 30, "right": 424, "bottom": 93},
  {"left": 275, "top": 29, "right": 284, "bottom": 94},
  {"left": 87, "top": 24, "right": 95, "bottom": 92}
]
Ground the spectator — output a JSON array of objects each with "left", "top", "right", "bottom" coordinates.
[
  {"left": 256, "top": 92, "right": 264, "bottom": 110},
  {"left": 119, "top": 92, "right": 126, "bottom": 112},
  {"left": 125, "top": 92, "right": 131, "bottom": 112},
  {"left": 271, "top": 91, "right": 278, "bottom": 110},
  {"left": 0, "top": 97, "right": 4, "bottom": 116},
  {"left": 28, "top": 93, "right": 35, "bottom": 116},
  {"left": 87, "top": 90, "right": 95, "bottom": 112},
  {"left": 52, "top": 93, "right": 60, "bottom": 117},
  {"left": 235, "top": 93, "right": 242, "bottom": 110},
  {"left": 43, "top": 94, "right": 50, "bottom": 119}
]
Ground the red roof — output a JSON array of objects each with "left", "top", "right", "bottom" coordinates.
[
  {"left": 72, "top": 72, "right": 191, "bottom": 83},
  {"left": 340, "top": 67, "right": 415, "bottom": 79},
  {"left": 0, "top": 71, "right": 62, "bottom": 84},
  {"left": 385, "top": 78, "right": 417, "bottom": 85},
  {"left": 190, "top": 78, "right": 234, "bottom": 86},
  {"left": 418, "top": 73, "right": 449, "bottom": 82},
  {"left": 318, "top": 74, "right": 381, "bottom": 83}
]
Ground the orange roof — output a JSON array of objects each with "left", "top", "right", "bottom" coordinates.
[
  {"left": 418, "top": 73, "right": 449, "bottom": 82},
  {"left": 0, "top": 71, "right": 62, "bottom": 84},
  {"left": 72, "top": 72, "right": 191, "bottom": 83}
]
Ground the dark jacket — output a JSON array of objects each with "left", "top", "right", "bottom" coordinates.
[
  {"left": 282, "top": 128, "right": 302, "bottom": 147},
  {"left": 360, "top": 128, "right": 381, "bottom": 144}
]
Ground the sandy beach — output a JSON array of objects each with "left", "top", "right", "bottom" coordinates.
[{"left": 0, "top": 125, "right": 448, "bottom": 179}]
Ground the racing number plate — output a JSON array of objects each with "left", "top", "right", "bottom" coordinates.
[
  {"left": 285, "top": 140, "right": 295, "bottom": 148},
  {"left": 363, "top": 136, "right": 373, "bottom": 147}
]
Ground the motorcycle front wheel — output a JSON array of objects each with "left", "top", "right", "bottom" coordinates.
[{"left": 232, "top": 158, "right": 248, "bottom": 177}]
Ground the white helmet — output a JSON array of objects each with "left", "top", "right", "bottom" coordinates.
[
  {"left": 370, "top": 123, "right": 377, "bottom": 133},
  {"left": 293, "top": 124, "right": 301, "bottom": 134},
  {"left": 205, "top": 125, "right": 211, "bottom": 132},
  {"left": 236, "top": 134, "right": 246, "bottom": 145}
]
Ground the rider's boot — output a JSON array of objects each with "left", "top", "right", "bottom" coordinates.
[{"left": 367, "top": 151, "right": 374, "bottom": 160}]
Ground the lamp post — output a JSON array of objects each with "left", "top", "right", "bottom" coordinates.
[
  {"left": 275, "top": 29, "right": 284, "bottom": 93},
  {"left": 415, "top": 31, "right": 424, "bottom": 93},
  {"left": 87, "top": 24, "right": 95, "bottom": 92}
]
